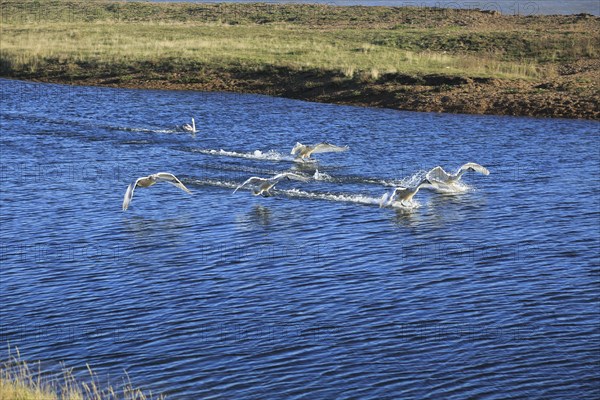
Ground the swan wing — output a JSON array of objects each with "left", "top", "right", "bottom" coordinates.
[
  {"left": 233, "top": 177, "right": 267, "bottom": 194},
  {"left": 379, "top": 192, "right": 390, "bottom": 208},
  {"left": 460, "top": 162, "right": 490, "bottom": 176},
  {"left": 154, "top": 172, "right": 192, "bottom": 193},
  {"left": 122, "top": 178, "right": 142, "bottom": 211},
  {"left": 310, "top": 143, "right": 349, "bottom": 154},
  {"left": 164, "top": 179, "right": 192, "bottom": 194},
  {"left": 291, "top": 142, "right": 306, "bottom": 155},
  {"left": 426, "top": 166, "right": 452, "bottom": 183}
]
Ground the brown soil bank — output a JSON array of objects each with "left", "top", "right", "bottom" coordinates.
[
  {"left": 17, "top": 62, "right": 598, "bottom": 119},
  {"left": 2, "top": 1, "right": 599, "bottom": 119}
]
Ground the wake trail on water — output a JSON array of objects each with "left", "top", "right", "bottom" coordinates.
[
  {"left": 191, "top": 148, "right": 296, "bottom": 162},
  {"left": 188, "top": 148, "right": 440, "bottom": 190},
  {"left": 187, "top": 178, "right": 240, "bottom": 190},
  {"left": 312, "top": 169, "right": 439, "bottom": 190},
  {"left": 282, "top": 189, "right": 419, "bottom": 209},
  {"left": 2, "top": 112, "right": 185, "bottom": 135},
  {"left": 187, "top": 161, "right": 437, "bottom": 193},
  {"left": 311, "top": 169, "right": 399, "bottom": 187},
  {"left": 188, "top": 157, "right": 474, "bottom": 204},
  {"left": 282, "top": 188, "right": 384, "bottom": 207},
  {"left": 109, "top": 126, "right": 179, "bottom": 134},
  {"left": 186, "top": 178, "right": 418, "bottom": 209}
]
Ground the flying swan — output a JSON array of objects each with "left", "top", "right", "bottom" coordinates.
[
  {"left": 291, "top": 142, "right": 349, "bottom": 161},
  {"left": 426, "top": 162, "right": 489, "bottom": 189},
  {"left": 122, "top": 172, "right": 192, "bottom": 211},
  {"left": 380, "top": 178, "right": 432, "bottom": 208},
  {"left": 233, "top": 172, "right": 310, "bottom": 197},
  {"left": 181, "top": 118, "right": 196, "bottom": 134}
]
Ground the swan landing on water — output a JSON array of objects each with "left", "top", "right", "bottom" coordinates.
[
  {"left": 426, "top": 162, "right": 489, "bottom": 190},
  {"left": 291, "top": 142, "right": 349, "bottom": 161},
  {"left": 233, "top": 172, "right": 310, "bottom": 197},
  {"left": 181, "top": 118, "right": 196, "bottom": 134},
  {"left": 380, "top": 178, "right": 432, "bottom": 208},
  {"left": 122, "top": 172, "right": 192, "bottom": 211}
]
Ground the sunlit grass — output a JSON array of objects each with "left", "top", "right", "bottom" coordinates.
[
  {"left": 0, "top": 348, "right": 163, "bottom": 400},
  {"left": 0, "top": 0, "right": 596, "bottom": 86},
  {"left": 0, "top": 21, "right": 557, "bottom": 80}
]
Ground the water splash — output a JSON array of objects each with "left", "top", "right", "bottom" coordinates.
[
  {"left": 379, "top": 192, "right": 421, "bottom": 210},
  {"left": 429, "top": 181, "right": 473, "bottom": 194},
  {"left": 313, "top": 169, "right": 334, "bottom": 182},
  {"left": 396, "top": 170, "right": 429, "bottom": 187}
]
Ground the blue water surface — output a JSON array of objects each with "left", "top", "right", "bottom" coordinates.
[{"left": 0, "top": 78, "right": 599, "bottom": 399}]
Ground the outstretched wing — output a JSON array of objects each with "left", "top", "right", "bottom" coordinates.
[
  {"left": 273, "top": 172, "right": 311, "bottom": 182},
  {"left": 310, "top": 143, "right": 349, "bottom": 154},
  {"left": 154, "top": 172, "right": 192, "bottom": 194},
  {"left": 122, "top": 179, "right": 140, "bottom": 211},
  {"left": 426, "top": 166, "right": 452, "bottom": 183},
  {"left": 379, "top": 192, "right": 391, "bottom": 208},
  {"left": 233, "top": 177, "right": 267, "bottom": 194},
  {"left": 460, "top": 162, "right": 490, "bottom": 176},
  {"left": 290, "top": 142, "right": 306, "bottom": 155}
]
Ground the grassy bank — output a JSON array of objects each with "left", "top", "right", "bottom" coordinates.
[
  {"left": 1, "top": 348, "right": 163, "bottom": 400},
  {"left": 1, "top": 0, "right": 599, "bottom": 119}
]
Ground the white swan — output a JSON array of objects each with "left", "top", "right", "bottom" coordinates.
[
  {"left": 123, "top": 172, "right": 192, "bottom": 211},
  {"left": 426, "top": 162, "right": 489, "bottom": 189},
  {"left": 380, "top": 178, "right": 431, "bottom": 207},
  {"left": 181, "top": 118, "right": 196, "bottom": 134},
  {"left": 233, "top": 172, "right": 310, "bottom": 197},
  {"left": 291, "top": 142, "right": 349, "bottom": 160}
]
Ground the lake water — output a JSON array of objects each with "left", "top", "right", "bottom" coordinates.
[
  {"left": 0, "top": 78, "right": 599, "bottom": 398},
  {"left": 143, "top": 0, "right": 600, "bottom": 15}
]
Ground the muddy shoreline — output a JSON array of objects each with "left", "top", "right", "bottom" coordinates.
[{"left": 7, "top": 64, "right": 598, "bottom": 119}]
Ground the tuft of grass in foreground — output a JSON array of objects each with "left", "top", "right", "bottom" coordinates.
[{"left": 1, "top": 348, "right": 164, "bottom": 400}]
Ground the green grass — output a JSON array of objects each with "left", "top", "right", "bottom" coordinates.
[
  {"left": 3, "top": 0, "right": 596, "bottom": 82},
  {"left": 1, "top": 348, "right": 163, "bottom": 400}
]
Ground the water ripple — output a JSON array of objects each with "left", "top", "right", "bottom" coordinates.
[{"left": 1, "top": 79, "right": 598, "bottom": 399}]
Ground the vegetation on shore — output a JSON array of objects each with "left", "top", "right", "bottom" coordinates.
[
  {"left": 1, "top": 348, "right": 163, "bottom": 400},
  {"left": 1, "top": 0, "right": 598, "bottom": 119}
]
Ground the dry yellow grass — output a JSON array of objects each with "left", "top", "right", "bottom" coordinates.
[
  {"left": 1, "top": 19, "right": 557, "bottom": 80},
  {"left": 3, "top": 0, "right": 594, "bottom": 81},
  {"left": 1, "top": 348, "right": 163, "bottom": 400}
]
